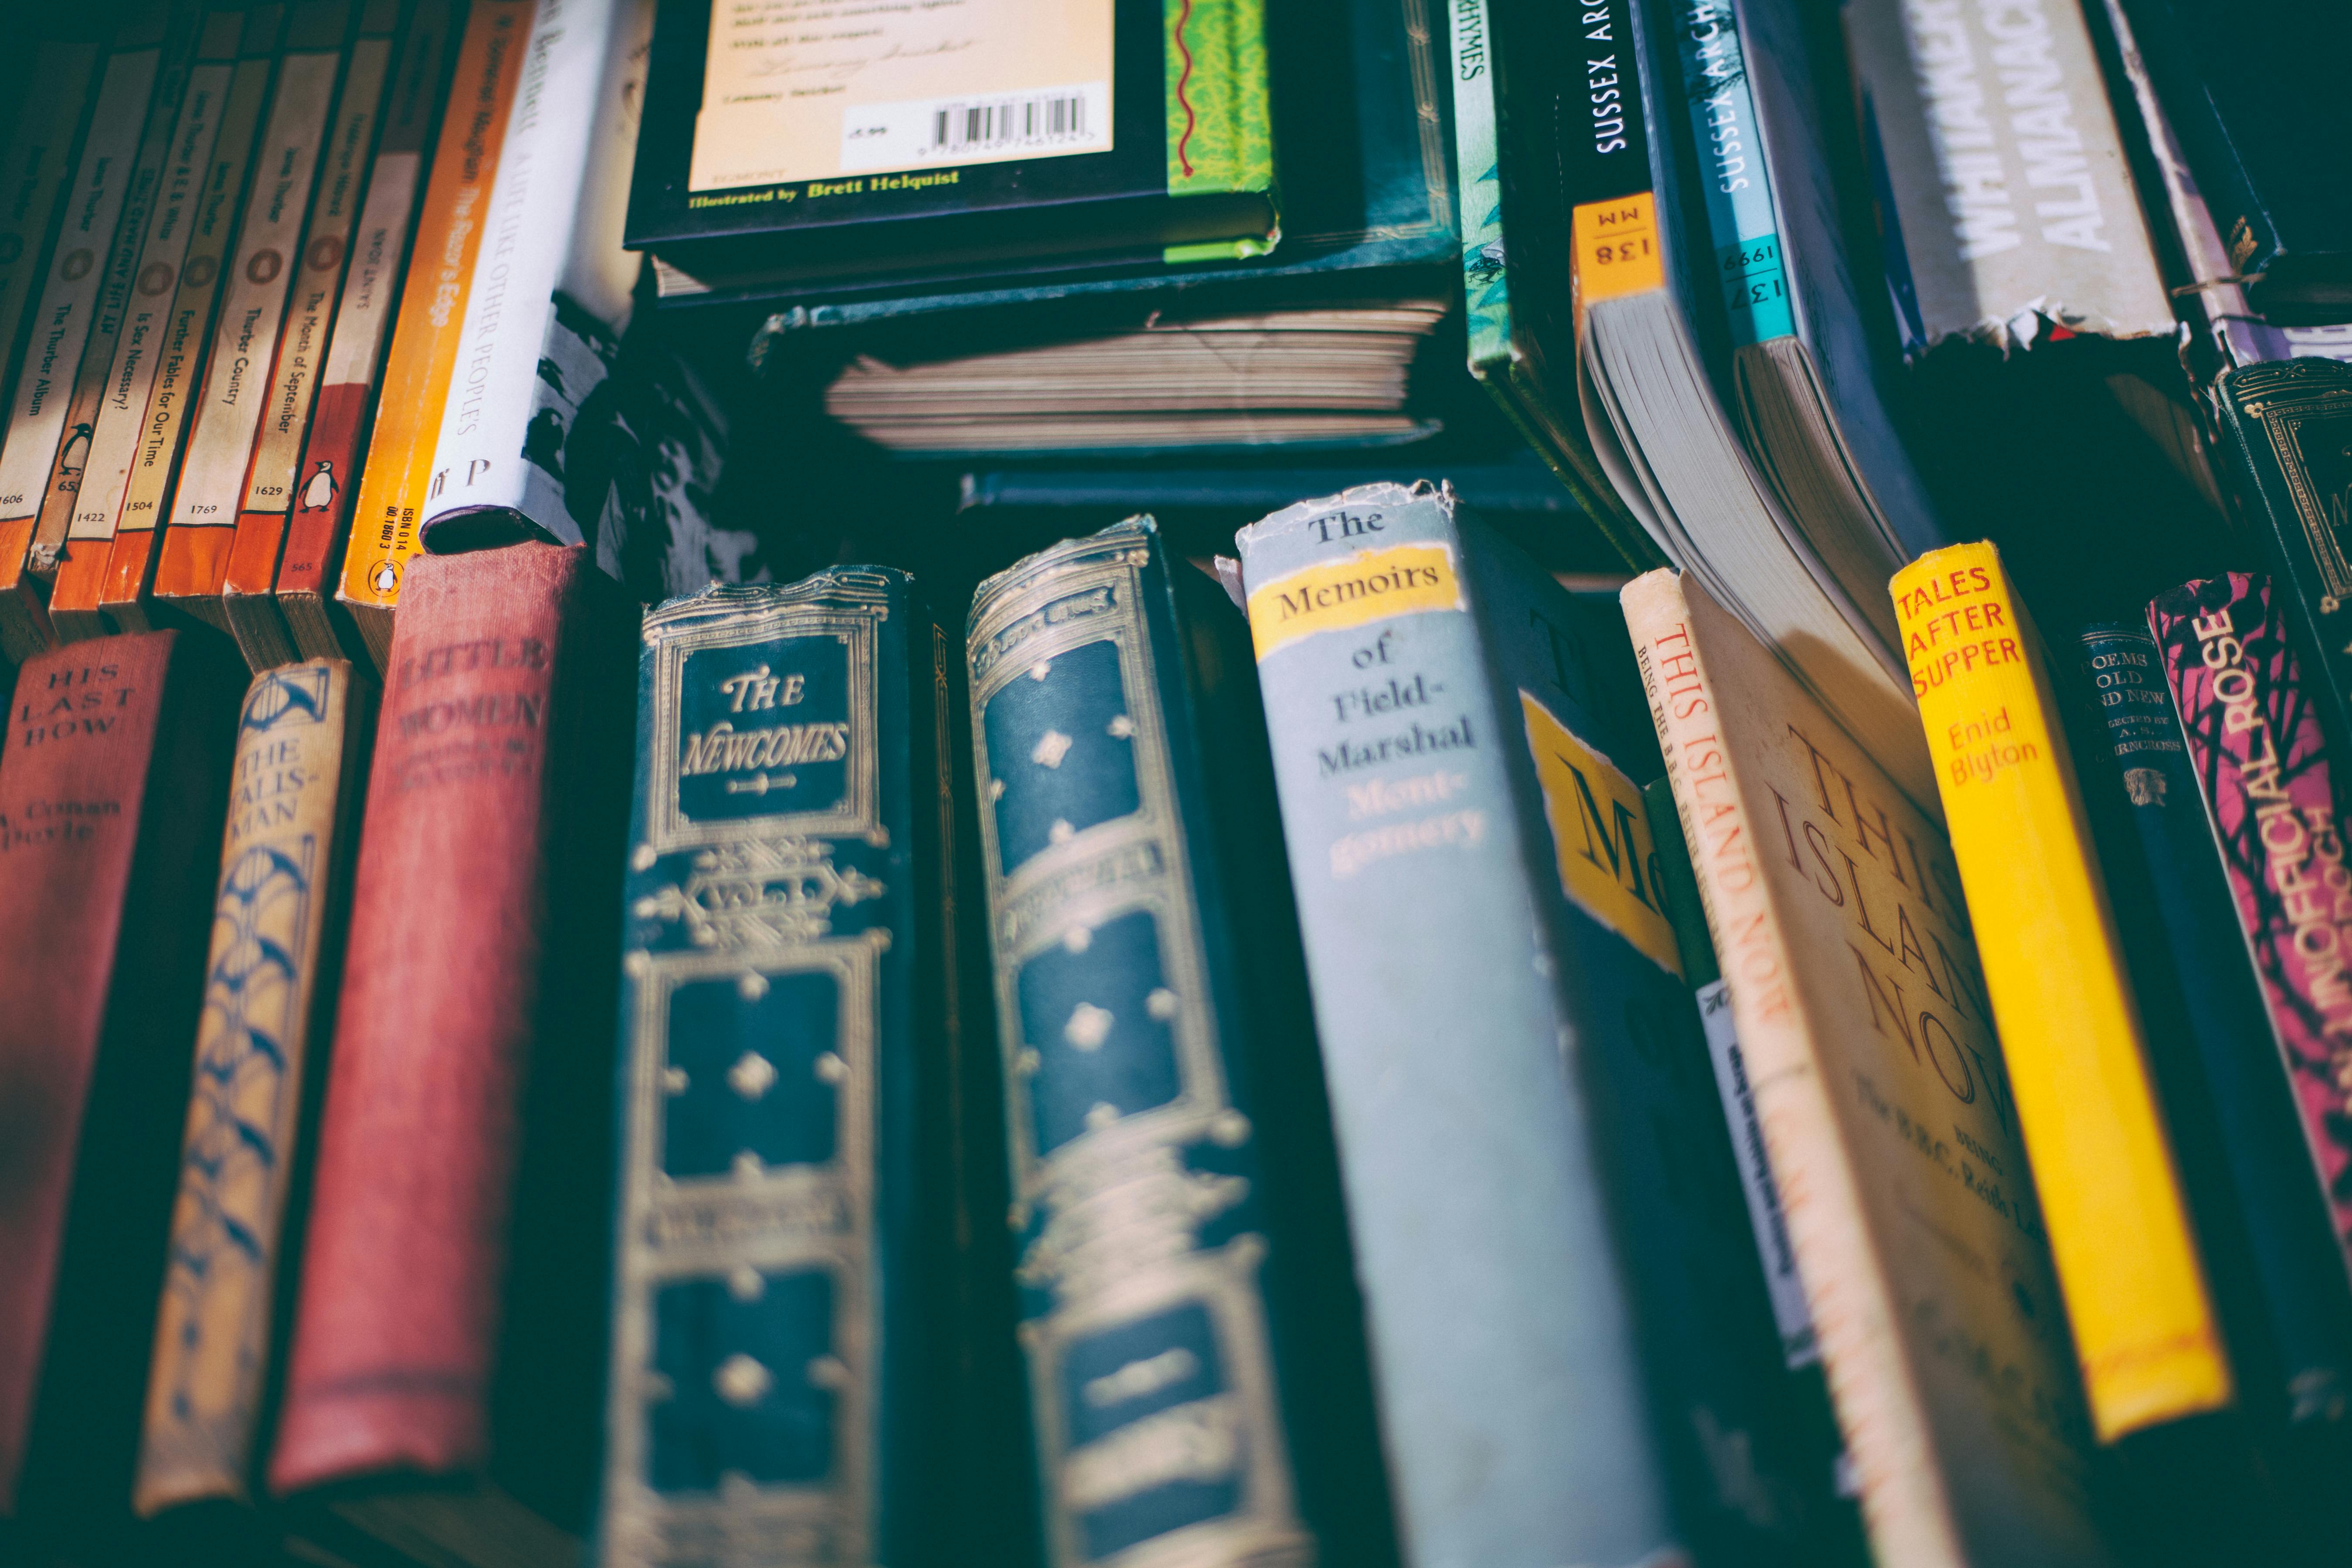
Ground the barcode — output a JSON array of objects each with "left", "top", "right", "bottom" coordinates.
[
  {"left": 838, "top": 81, "right": 1111, "bottom": 174},
  {"left": 931, "top": 94, "right": 1088, "bottom": 154}
]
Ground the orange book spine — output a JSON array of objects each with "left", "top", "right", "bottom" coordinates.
[{"left": 331, "top": 0, "right": 534, "bottom": 670}]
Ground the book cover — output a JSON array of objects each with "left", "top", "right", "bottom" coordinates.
[
  {"left": 152, "top": 0, "right": 356, "bottom": 630},
  {"left": 333, "top": 0, "right": 535, "bottom": 670},
  {"left": 276, "top": 0, "right": 459, "bottom": 665},
  {"left": 1890, "top": 541, "right": 2229, "bottom": 1442},
  {"left": 1624, "top": 564, "right": 2107, "bottom": 1567},
  {"left": 1234, "top": 483, "right": 1827, "bottom": 1565},
  {"left": 0, "top": 31, "right": 103, "bottom": 443},
  {"left": 134, "top": 657, "right": 373, "bottom": 1515},
  {"left": 630, "top": 0, "right": 1276, "bottom": 292},
  {"left": 0, "top": 1, "right": 174, "bottom": 660},
  {"left": 602, "top": 571, "right": 975, "bottom": 1568},
  {"left": 271, "top": 544, "right": 634, "bottom": 1554},
  {"left": 216, "top": 0, "right": 407, "bottom": 672},
  {"left": 46, "top": 12, "right": 248, "bottom": 629},
  {"left": 0, "top": 630, "right": 244, "bottom": 1529},
  {"left": 2145, "top": 578, "right": 2352, "bottom": 1398},
  {"left": 966, "top": 518, "right": 1392, "bottom": 1568}
]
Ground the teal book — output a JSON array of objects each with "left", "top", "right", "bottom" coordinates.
[
  {"left": 602, "top": 572, "right": 1007, "bottom": 1568},
  {"left": 965, "top": 518, "right": 1392, "bottom": 1568},
  {"left": 1230, "top": 481, "right": 1827, "bottom": 1566}
]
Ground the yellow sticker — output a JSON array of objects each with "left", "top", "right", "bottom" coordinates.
[
  {"left": 1521, "top": 692, "right": 1681, "bottom": 977},
  {"left": 1572, "top": 190, "right": 1664, "bottom": 308},
  {"left": 1245, "top": 543, "right": 1462, "bottom": 659}
]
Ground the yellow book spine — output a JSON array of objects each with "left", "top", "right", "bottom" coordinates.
[{"left": 1891, "top": 540, "right": 2230, "bottom": 1441}]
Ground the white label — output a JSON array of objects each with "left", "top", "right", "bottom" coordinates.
[
  {"left": 838, "top": 80, "right": 1109, "bottom": 172},
  {"left": 1698, "top": 978, "right": 1818, "bottom": 1369}
]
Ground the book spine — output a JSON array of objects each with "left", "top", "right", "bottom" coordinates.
[
  {"left": 1562, "top": 0, "right": 1663, "bottom": 313},
  {"left": 965, "top": 521, "right": 1320, "bottom": 1568},
  {"left": 2112, "top": 0, "right": 2274, "bottom": 288},
  {"left": 1622, "top": 567, "right": 1967, "bottom": 1568},
  {"left": 271, "top": 542, "right": 623, "bottom": 1490},
  {"left": 1232, "top": 488, "right": 1682, "bottom": 1565},
  {"left": 602, "top": 571, "right": 940, "bottom": 1568},
  {"left": 0, "top": 40, "right": 102, "bottom": 436},
  {"left": 134, "top": 657, "right": 371, "bottom": 1514},
  {"left": 1666, "top": 0, "right": 1791, "bottom": 344},
  {"left": 277, "top": 0, "right": 457, "bottom": 658},
  {"left": 419, "top": 0, "right": 640, "bottom": 539},
  {"left": 1448, "top": 0, "right": 1510, "bottom": 373},
  {"left": 59, "top": 16, "right": 244, "bottom": 560},
  {"left": 1892, "top": 542, "right": 2230, "bottom": 1441},
  {"left": 1162, "top": 0, "right": 1273, "bottom": 205},
  {"left": 220, "top": 0, "right": 404, "bottom": 667},
  {"left": 156, "top": 1, "right": 353, "bottom": 620},
  {"left": 71, "top": 10, "right": 285, "bottom": 640},
  {"left": 0, "top": 629, "right": 242, "bottom": 1515},
  {"left": 2146, "top": 580, "right": 2352, "bottom": 1345},
  {"left": 332, "top": 0, "right": 534, "bottom": 668}
]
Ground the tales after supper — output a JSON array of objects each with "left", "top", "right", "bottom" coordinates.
[{"left": 1898, "top": 563, "right": 2022, "bottom": 694}]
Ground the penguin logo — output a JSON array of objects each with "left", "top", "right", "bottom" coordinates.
[
  {"left": 245, "top": 249, "right": 282, "bottom": 286},
  {"left": 299, "top": 460, "right": 336, "bottom": 511},
  {"left": 371, "top": 558, "right": 398, "bottom": 594},
  {"left": 55, "top": 421, "right": 93, "bottom": 483}
]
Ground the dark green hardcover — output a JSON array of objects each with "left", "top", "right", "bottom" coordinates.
[
  {"left": 602, "top": 571, "right": 992, "bottom": 1567},
  {"left": 964, "top": 518, "right": 1392, "bottom": 1568},
  {"left": 630, "top": 0, "right": 1275, "bottom": 297}
]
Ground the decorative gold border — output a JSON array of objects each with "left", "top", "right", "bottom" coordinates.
[{"left": 2248, "top": 387, "right": 2352, "bottom": 605}]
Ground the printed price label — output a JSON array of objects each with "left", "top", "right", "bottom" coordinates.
[
  {"left": 838, "top": 81, "right": 1112, "bottom": 174},
  {"left": 1572, "top": 192, "right": 1665, "bottom": 308}
]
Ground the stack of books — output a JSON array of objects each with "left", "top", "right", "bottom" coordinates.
[{"left": 8, "top": 1, "right": 2352, "bottom": 1566}]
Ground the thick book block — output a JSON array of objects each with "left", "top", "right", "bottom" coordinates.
[
  {"left": 1234, "top": 484, "right": 1827, "bottom": 1566},
  {"left": 604, "top": 572, "right": 994, "bottom": 1567},
  {"left": 966, "top": 518, "right": 1392, "bottom": 1568},
  {"left": 0, "top": 629, "right": 245, "bottom": 1526},
  {"left": 1623, "top": 566, "right": 2108, "bottom": 1566},
  {"left": 271, "top": 544, "right": 635, "bottom": 1554},
  {"left": 135, "top": 658, "right": 373, "bottom": 1516},
  {"left": 1890, "top": 542, "right": 2229, "bottom": 1442}
]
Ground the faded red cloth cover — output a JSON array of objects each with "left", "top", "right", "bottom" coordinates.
[
  {"left": 0, "top": 632, "right": 241, "bottom": 1517},
  {"left": 270, "top": 543, "right": 625, "bottom": 1494}
]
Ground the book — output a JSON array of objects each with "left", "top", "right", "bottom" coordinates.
[
  {"left": 214, "top": 0, "right": 409, "bottom": 671},
  {"left": 0, "top": 26, "right": 103, "bottom": 441},
  {"left": 2144, "top": 580, "right": 2352, "bottom": 1419},
  {"left": 275, "top": 0, "right": 460, "bottom": 666},
  {"left": 0, "top": 629, "right": 245, "bottom": 1532},
  {"left": 1574, "top": 0, "right": 1935, "bottom": 808},
  {"left": 2115, "top": 0, "right": 2352, "bottom": 325},
  {"left": 1623, "top": 564, "right": 2108, "bottom": 1566},
  {"left": 270, "top": 542, "right": 635, "bottom": 1563},
  {"left": 150, "top": 0, "right": 357, "bottom": 633},
  {"left": 1232, "top": 483, "right": 1828, "bottom": 1564},
  {"left": 1889, "top": 541, "right": 2230, "bottom": 1442},
  {"left": 603, "top": 571, "right": 977, "bottom": 1568},
  {"left": 61, "top": 8, "right": 289, "bottom": 647},
  {"left": 46, "top": 11, "right": 250, "bottom": 635},
  {"left": 0, "top": 0, "right": 176, "bottom": 660},
  {"left": 628, "top": 0, "right": 1278, "bottom": 297},
  {"left": 134, "top": 656, "right": 373, "bottom": 1516},
  {"left": 965, "top": 517, "right": 1393, "bottom": 1568},
  {"left": 332, "top": 0, "right": 535, "bottom": 669}
]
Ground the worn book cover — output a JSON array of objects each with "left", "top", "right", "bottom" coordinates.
[{"left": 0, "top": 29, "right": 103, "bottom": 444}]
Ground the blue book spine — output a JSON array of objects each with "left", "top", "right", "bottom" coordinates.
[
  {"left": 602, "top": 571, "right": 956, "bottom": 1567},
  {"left": 965, "top": 517, "right": 1389, "bottom": 1568},
  {"left": 1233, "top": 482, "right": 1821, "bottom": 1566}
]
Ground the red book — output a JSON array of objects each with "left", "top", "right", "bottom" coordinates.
[
  {"left": 269, "top": 542, "right": 632, "bottom": 1542},
  {"left": 0, "top": 630, "right": 241, "bottom": 1524}
]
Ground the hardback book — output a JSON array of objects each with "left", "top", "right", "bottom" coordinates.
[
  {"left": 47, "top": 10, "right": 253, "bottom": 635},
  {"left": 333, "top": 0, "right": 535, "bottom": 670},
  {"left": 0, "top": 630, "right": 244, "bottom": 1534},
  {"left": 1889, "top": 541, "right": 2230, "bottom": 1443},
  {"left": 628, "top": 0, "right": 1277, "bottom": 297},
  {"left": 965, "top": 518, "right": 1394, "bottom": 1568},
  {"left": 0, "top": 24, "right": 103, "bottom": 441},
  {"left": 1232, "top": 483, "right": 1830, "bottom": 1565},
  {"left": 1445, "top": 0, "right": 1650, "bottom": 561},
  {"left": 1623, "top": 565, "right": 2109, "bottom": 1567},
  {"left": 134, "top": 657, "right": 373, "bottom": 1516},
  {"left": 270, "top": 543, "right": 635, "bottom": 1564},
  {"left": 2146, "top": 578, "right": 2352, "bottom": 1411},
  {"left": 1575, "top": 0, "right": 1935, "bottom": 808},
  {"left": 275, "top": 0, "right": 459, "bottom": 665},
  {"left": 0, "top": 0, "right": 179, "bottom": 660},
  {"left": 215, "top": 0, "right": 410, "bottom": 671},
  {"left": 603, "top": 571, "right": 983, "bottom": 1568},
  {"left": 2115, "top": 0, "right": 2352, "bottom": 325},
  {"left": 59, "top": 8, "right": 287, "bottom": 646},
  {"left": 149, "top": 0, "right": 358, "bottom": 632}
]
